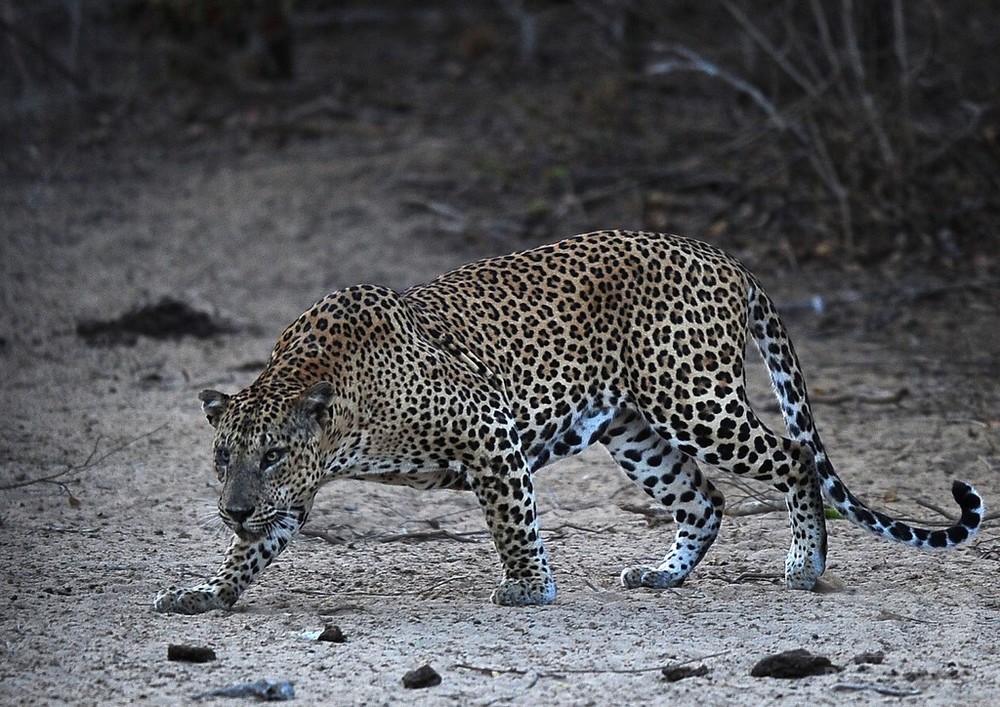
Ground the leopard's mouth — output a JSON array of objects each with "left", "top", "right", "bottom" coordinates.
[
  {"left": 231, "top": 524, "right": 263, "bottom": 541},
  {"left": 223, "top": 506, "right": 308, "bottom": 541},
  {"left": 219, "top": 515, "right": 263, "bottom": 540}
]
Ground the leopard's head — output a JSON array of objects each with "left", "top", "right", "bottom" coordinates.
[{"left": 198, "top": 381, "right": 335, "bottom": 540}]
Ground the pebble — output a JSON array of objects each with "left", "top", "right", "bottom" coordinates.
[
  {"left": 318, "top": 625, "right": 346, "bottom": 643},
  {"left": 402, "top": 664, "right": 442, "bottom": 689},
  {"left": 167, "top": 644, "right": 216, "bottom": 663}
]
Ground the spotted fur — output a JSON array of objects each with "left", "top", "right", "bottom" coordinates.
[{"left": 153, "top": 231, "right": 983, "bottom": 613}]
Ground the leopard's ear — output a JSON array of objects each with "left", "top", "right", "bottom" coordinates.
[
  {"left": 198, "top": 389, "right": 230, "bottom": 428},
  {"left": 296, "top": 382, "right": 335, "bottom": 427}
]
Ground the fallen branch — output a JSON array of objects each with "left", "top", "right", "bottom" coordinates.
[
  {"left": 716, "top": 476, "right": 783, "bottom": 517},
  {"left": 762, "top": 388, "right": 908, "bottom": 416},
  {"left": 725, "top": 500, "right": 784, "bottom": 517},
  {"left": 911, "top": 499, "right": 1000, "bottom": 525},
  {"left": 811, "top": 388, "right": 909, "bottom": 406},
  {"left": 618, "top": 502, "right": 672, "bottom": 524},
  {"left": 911, "top": 498, "right": 960, "bottom": 522},
  {"left": 833, "top": 682, "right": 920, "bottom": 697},
  {"left": 300, "top": 528, "right": 356, "bottom": 545},
  {"left": 620, "top": 495, "right": 786, "bottom": 521},
  {"left": 453, "top": 649, "right": 730, "bottom": 679},
  {"left": 546, "top": 522, "right": 616, "bottom": 535},
  {"left": 417, "top": 575, "right": 467, "bottom": 599},
  {"left": 726, "top": 571, "right": 783, "bottom": 584},
  {"left": 38, "top": 526, "right": 100, "bottom": 534},
  {"left": 377, "top": 528, "right": 484, "bottom": 544}
]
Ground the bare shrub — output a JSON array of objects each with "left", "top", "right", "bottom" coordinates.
[{"left": 644, "top": 0, "right": 998, "bottom": 265}]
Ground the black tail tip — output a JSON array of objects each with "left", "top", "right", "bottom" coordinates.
[
  {"left": 951, "top": 480, "right": 982, "bottom": 512},
  {"left": 950, "top": 480, "right": 984, "bottom": 542}
]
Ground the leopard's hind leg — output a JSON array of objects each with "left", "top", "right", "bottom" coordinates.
[{"left": 603, "top": 410, "right": 725, "bottom": 589}]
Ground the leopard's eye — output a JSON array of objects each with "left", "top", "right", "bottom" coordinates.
[
  {"left": 216, "top": 447, "right": 231, "bottom": 467},
  {"left": 261, "top": 447, "right": 286, "bottom": 469}
]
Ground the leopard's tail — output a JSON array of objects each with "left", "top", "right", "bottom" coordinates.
[{"left": 746, "top": 278, "right": 984, "bottom": 548}]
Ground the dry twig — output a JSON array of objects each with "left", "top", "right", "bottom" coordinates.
[
  {"left": 833, "top": 682, "right": 921, "bottom": 697},
  {"left": 911, "top": 499, "right": 1000, "bottom": 525},
  {"left": 300, "top": 527, "right": 357, "bottom": 545},
  {"left": 453, "top": 649, "right": 730, "bottom": 679},
  {"left": 0, "top": 425, "right": 167, "bottom": 491},
  {"left": 725, "top": 500, "right": 785, "bottom": 518},
  {"left": 376, "top": 528, "right": 484, "bottom": 544},
  {"left": 618, "top": 502, "right": 672, "bottom": 524},
  {"left": 811, "top": 388, "right": 909, "bottom": 406}
]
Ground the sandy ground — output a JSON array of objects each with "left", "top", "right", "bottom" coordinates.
[{"left": 1, "top": 134, "right": 999, "bottom": 706}]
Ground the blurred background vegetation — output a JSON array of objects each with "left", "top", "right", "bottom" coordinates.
[{"left": 2, "top": 0, "right": 998, "bottom": 271}]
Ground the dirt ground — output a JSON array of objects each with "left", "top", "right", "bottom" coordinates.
[{"left": 3, "top": 5, "right": 1000, "bottom": 706}]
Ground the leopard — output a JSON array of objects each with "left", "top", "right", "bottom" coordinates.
[{"left": 153, "top": 230, "right": 983, "bottom": 614}]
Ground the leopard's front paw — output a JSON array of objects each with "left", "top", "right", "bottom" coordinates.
[
  {"left": 490, "top": 577, "right": 556, "bottom": 606},
  {"left": 784, "top": 548, "right": 825, "bottom": 591},
  {"left": 153, "top": 585, "right": 229, "bottom": 615},
  {"left": 620, "top": 565, "right": 686, "bottom": 589}
]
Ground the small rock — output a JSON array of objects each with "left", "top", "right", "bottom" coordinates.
[
  {"left": 853, "top": 651, "right": 885, "bottom": 665},
  {"left": 661, "top": 664, "right": 709, "bottom": 682},
  {"left": 167, "top": 644, "right": 216, "bottom": 663},
  {"left": 317, "top": 625, "right": 346, "bottom": 643},
  {"left": 402, "top": 664, "right": 442, "bottom": 689},
  {"left": 750, "top": 649, "right": 840, "bottom": 679}
]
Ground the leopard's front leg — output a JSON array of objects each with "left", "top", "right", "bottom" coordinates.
[
  {"left": 474, "top": 463, "right": 556, "bottom": 606},
  {"left": 465, "top": 414, "right": 555, "bottom": 606},
  {"left": 154, "top": 527, "right": 296, "bottom": 614}
]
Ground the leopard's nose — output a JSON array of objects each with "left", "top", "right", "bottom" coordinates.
[{"left": 225, "top": 506, "right": 254, "bottom": 524}]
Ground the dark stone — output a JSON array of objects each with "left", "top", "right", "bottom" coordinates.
[
  {"left": 167, "top": 644, "right": 216, "bottom": 663},
  {"left": 317, "top": 625, "right": 346, "bottom": 643},
  {"left": 853, "top": 651, "right": 885, "bottom": 665},
  {"left": 402, "top": 664, "right": 442, "bottom": 689}
]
